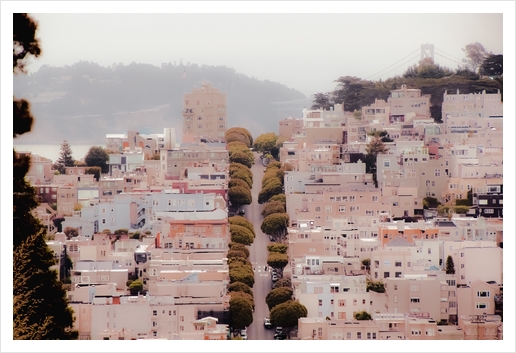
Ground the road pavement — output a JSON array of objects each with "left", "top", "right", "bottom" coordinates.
[{"left": 242, "top": 152, "right": 275, "bottom": 340}]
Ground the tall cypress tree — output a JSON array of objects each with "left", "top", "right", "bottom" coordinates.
[
  {"left": 53, "top": 140, "right": 75, "bottom": 174},
  {"left": 13, "top": 13, "right": 78, "bottom": 340}
]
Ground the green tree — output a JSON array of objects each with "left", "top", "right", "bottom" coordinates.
[
  {"left": 229, "top": 162, "right": 253, "bottom": 178},
  {"left": 229, "top": 267, "right": 255, "bottom": 288},
  {"left": 365, "top": 135, "right": 389, "bottom": 187},
  {"left": 228, "top": 242, "right": 250, "bottom": 258},
  {"left": 269, "top": 300, "right": 307, "bottom": 338},
  {"left": 228, "top": 216, "right": 255, "bottom": 237},
  {"left": 63, "top": 226, "right": 79, "bottom": 240},
  {"left": 261, "top": 200, "right": 286, "bottom": 218},
  {"left": 228, "top": 186, "right": 252, "bottom": 212},
  {"left": 258, "top": 178, "right": 283, "bottom": 204},
  {"left": 230, "top": 170, "right": 253, "bottom": 189},
  {"left": 311, "top": 92, "right": 334, "bottom": 110},
  {"left": 272, "top": 278, "right": 292, "bottom": 290},
  {"left": 253, "top": 132, "right": 278, "bottom": 153},
  {"left": 228, "top": 178, "right": 250, "bottom": 191},
  {"left": 230, "top": 290, "right": 255, "bottom": 311},
  {"left": 265, "top": 287, "right": 293, "bottom": 311},
  {"left": 462, "top": 42, "right": 491, "bottom": 73},
  {"left": 229, "top": 150, "right": 253, "bottom": 169},
  {"left": 229, "top": 224, "right": 254, "bottom": 246},
  {"left": 129, "top": 279, "right": 143, "bottom": 295},
  {"left": 227, "top": 249, "right": 249, "bottom": 261},
  {"left": 261, "top": 213, "right": 289, "bottom": 242},
  {"left": 480, "top": 54, "right": 503, "bottom": 77},
  {"left": 366, "top": 278, "right": 386, "bottom": 293},
  {"left": 267, "top": 242, "right": 288, "bottom": 254},
  {"left": 361, "top": 258, "right": 371, "bottom": 271},
  {"left": 354, "top": 311, "right": 372, "bottom": 320},
  {"left": 423, "top": 196, "right": 441, "bottom": 209},
  {"left": 85, "top": 166, "right": 101, "bottom": 181},
  {"left": 267, "top": 252, "right": 289, "bottom": 277},
  {"left": 226, "top": 127, "right": 253, "bottom": 147},
  {"left": 269, "top": 194, "right": 286, "bottom": 203},
  {"left": 229, "top": 296, "right": 254, "bottom": 330},
  {"left": 228, "top": 281, "right": 253, "bottom": 297},
  {"left": 84, "top": 146, "right": 109, "bottom": 173},
  {"left": 53, "top": 140, "right": 75, "bottom": 174},
  {"left": 13, "top": 13, "right": 78, "bottom": 340},
  {"left": 445, "top": 255, "right": 455, "bottom": 275}
]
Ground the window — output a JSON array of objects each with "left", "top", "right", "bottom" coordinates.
[
  {"left": 476, "top": 303, "right": 488, "bottom": 309},
  {"left": 395, "top": 261, "right": 402, "bottom": 267},
  {"left": 410, "top": 284, "right": 420, "bottom": 292},
  {"left": 339, "top": 300, "right": 346, "bottom": 307},
  {"left": 372, "top": 195, "right": 378, "bottom": 202},
  {"left": 346, "top": 332, "right": 351, "bottom": 339},
  {"left": 353, "top": 299, "right": 357, "bottom": 306},
  {"left": 338, "top": 205, "right": 346, "bottom": 212},
  {"left": 367, "top": 332, "right": 371, "bottom": 339},
  {"left": 384, "top": 160, "right": 390, "bottom": 167},
  {"left": 384, "top": 272, "right": 390, "bottom": 278},
  {"left": 357, "top": 332, "right": 362, "bottom": 339},
  {"left": 435, "top": 169, "right": 441, "bottom": 177},
  {"left": 410, "top": 297, "right": 420, "bottom": 303},
  {"left": 318, "top": 299, "right": 322, "bottom": 306},
  {"left": 315, "top": 206, "right": 321, "bottom": 212},
  {"left": 395, "top": 272, "right": 402, "bottom": 278},
  {"left": 153, "top": 310, "right": 157, "bottom": 316},
  {"left": 477, "top": 291, "right": 490, "bottom": 298}
]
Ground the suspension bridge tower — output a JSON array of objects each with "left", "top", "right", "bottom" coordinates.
[{"left": 420, "top": 43, "right": 434, "bottom": 63}]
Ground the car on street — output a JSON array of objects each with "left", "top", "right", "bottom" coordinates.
[
  {"left": 274, "top": 332, "right": 287, "bottom": 340},
  {"left": 241, "top": 328, "right": 248, "bottom": 340},
  {"left": 264, "top": 318, "right": 272, "bottom": 329},
  {"left": 272, "top": 274, "right": 278, "bottom": 282},
  {"left": 238, "top": 208, "right": 245, "bottom": 216}
]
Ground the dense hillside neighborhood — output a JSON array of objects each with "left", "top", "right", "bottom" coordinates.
[{"left": 18, "top": 80, "right": 504, "bottom": 341}]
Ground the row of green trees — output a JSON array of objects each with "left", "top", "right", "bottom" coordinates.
[
  {"left": 53, "top": 140, "right": 110, "bottom": 175},
  {"left": 225, "top": 132, "right": 256, "bottom": 336},
  {"left": 226, "top": 128, "right": 254, "bottom": 213}
]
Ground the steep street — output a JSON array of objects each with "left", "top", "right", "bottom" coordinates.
[{"left": 243, "top": 152, "right": 275, "bottom": 340}]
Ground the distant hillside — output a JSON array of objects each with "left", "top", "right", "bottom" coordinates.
[{"left": 13, "top": 61, "right": 306, "bottom": 144}]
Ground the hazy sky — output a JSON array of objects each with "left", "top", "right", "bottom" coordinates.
[{"left": 22, "top": 7, "right": 507, "bottom": 97}]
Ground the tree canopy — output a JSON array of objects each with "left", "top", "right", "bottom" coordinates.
[
  {"left": 253, "top": 132, "right": 278, "bottom": 154},
  {"left": 480, "top": 54, "right": 503, "bottom": 77},
  {"left": 229, "top": 296, "right": 254, "bottom": 330},
  {"left": 354, "top": 311, "right": 372, "bottom": 321},
  {"left": 261, "top": 200, "right": 286, "bottom": 218},
  {"left": 261, "top": 213, "right": 289, "bottom": 242},
  {"left": 445, "top": 255, "right": 455, "bottom": 275},
  {"left": 267, "top": 252, "right": 289, "bottom": 276},
  {"left": 269, "top": 194, "right": 286, "bottom": 203},
  {"left": 53, "top": 140, "right": 75, "bottom": 174},
  {"left": 13, "top": 13, "right": 78, "bottom": 340},
  {"left": 229, "top": 224, "right": 254, "bottom": 246},
  {"left": 366, "top": 278, "right": 386, "bottom": 293},
  {"left": 463, "top": 42, "right": 491, "bottom": 73},
  {"left": 229, "top": 150, "right": 253, "bottom": 169},
  {"left": 228, "top": 186, "right": 252, "bottom": 211},
  {"left": 267, "top": 242, "right": 288, "bottom": 254},
  {"left": 269, "top": 300, "right": 307, "bottom": 336},
  {"left": 229, "top": 266, "right": 255, "bottom": 288},
  {"left": 226, "top": 127, "right": 253, "bottom": 147},
  {"left": 230, "top": 170, "right": 253, "bottom": 189},
  {"left": 258, "top": 178, "right": 283, "bottom": 204},
  {"left": 84, "top": 146, "right": 109, "bottom": 173},
  {"left": 265, "top": 287, "right": 293, "bottom": 311},
  {"left": 228, "top": 281, "right": 253, "bottom": 297},
  {"left": 272, "top": 278, "right": 292, "bottom": 290},
  {"left": 228, "top": 216, "right": 255, "bottom": 237}
]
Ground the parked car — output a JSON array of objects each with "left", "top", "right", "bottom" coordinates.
[
  {"left": 238, "top": 208, "right": 245, "bottom": 216},
  {"left": 264, "top": 318, "right": 272, "bottom": 329},
  {"left": 272, "top": 274, "right": 278, "bottom": 282},
  {"left": 275, "top": 327, "right": 283, "bottom": 334},
  {"left": 241, "top": 328, "right": 248, "bottom": 340},
  {"left": 274, "top": 332, "right": 287, "bottom": 340}
]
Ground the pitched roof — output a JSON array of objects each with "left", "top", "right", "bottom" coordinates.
[{"left": 386, "top": 237, "right": 415, "bottom": 247}]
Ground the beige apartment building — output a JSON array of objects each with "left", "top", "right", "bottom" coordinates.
[
  {"left": 387, "top": 85, "right": 431, "bottom": 122},
  {"left": 182, "top": 81, "right": 227, "bottom": 142},
  {"left": 442, "top": 89, "right": 503, "bottom": 135},
  {"left": 278, "top": 116, "right": 304, "bottom": 140}
]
